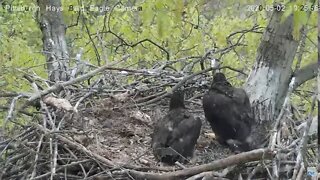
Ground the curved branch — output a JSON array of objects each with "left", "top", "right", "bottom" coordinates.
[
  {"left": 123, "top": 148, "right": 274, "bottom": 180},
  {"left": 83, "top": 17, "right": 101, "bottom": 66},
  {"left": 127, "top": 66, "right": 248, "bottom": 108},
  {"left": 293, "top": 62, "right": 317, "bottom": 90},
  {"left": 117, "top": 38, "right": 170, "bottom": 60}
]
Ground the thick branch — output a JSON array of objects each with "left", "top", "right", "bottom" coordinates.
[
  {"left": 293, "top": 62, "right": 317, "bottom": 90},
  {"left": 123, "top": 148, "right": 274, "bottom": 180},
  {"left": 25, "top": 58, "right": 140, "bottom": 103},
  {"left": 34, "top": 123, "right": 115, "bottom": 167}
]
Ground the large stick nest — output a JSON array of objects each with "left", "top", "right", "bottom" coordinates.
[{"left": 0, "top": 62, "right": 318, "bottom": 179}]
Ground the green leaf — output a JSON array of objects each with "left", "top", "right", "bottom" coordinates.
[
  {"left": 174, "top": 0, "right": 184, "bottom": 23},
  {"left": 292, "top": 11, "right": 308, "bottom": 40},
  {"left": 157, "top": 11, "right": 165, "bottom": 38}
]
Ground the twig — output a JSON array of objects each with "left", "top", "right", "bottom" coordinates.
[
  {"left": 127, "top": 66, "right": 216, "bottom": 108},
  {"left": 25, "top": 57, "right": 130, "bottom": 104},
  {"left": 5, "top": 94, "right": 25, "bottom": 123},
  {"left": 32, "top": 160, "right": 91, "bottom": 180},
  {"left": 63, "top": 146, "right": 88, "bottom": 177},
  {"left": 30, "top": 134, "right": 44, "bottom": 179},
  {"left": 74, "top": 78, "right": 104, "bottom": 112},
  {"left": 186, "top": 171, "right": 229, "bottom": 180},
  {"left": 268, "top": 77, "right": 296, "bottom": 178},
  {"left": 33, "top": 123, "right": 115, "bottom": 167},
  {"left": 291, "top": 94, "right": 317, "bottom": 180}
]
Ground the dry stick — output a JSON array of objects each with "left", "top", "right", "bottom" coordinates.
[
  {"left": 49, "top": 135, "right": 54, "bottom": 180},
  {"left": 33, "top": 123, "right": 115, "bottom": 167},
  {"left": 52, "top": 140, "right": 58, "bottom": 180},
  {"left": 30, "top": 134, "right": 44, "bottom": 179},
  {"left": 129, "top": 66, "right": 215, "bottom": 108},
  {"left": 247, "top": 163, "right": 263, "bottom": 180},
  {"left": 74, "top": 77, "right": 106, "bottom": 112},
  {"left": 187, "top": 166, "right": 233, "bottom": 180},
  {"left": 291, "top": 95, "right": 317, "bottom": 180},
  {"left": 5, "top": 94, "right": 25, "bottom": 122},
  {"left": 26, "top": 57, "right": 142, "bottom": 103},
  {"left": 131, "top": 66, "right": 244, "bottom": 108},
  {"left": 35, "top": 123, "right": 161, "bottom": 172},
  {"left": 186, "top": 171, "right": 229, "bottom": 180},
  {"left": 122, "top": 148, "right": 275, "bottom": 180},
  {"left": 296, "top": 163, "right": 305, "bottom": 180},
  {"left": 270, "top": 77, "right": 296, "bottom": 149},
  {"left": 135, "top": 90, "right": 167, "bottom": 103},
  {"left": 63, "top": 146, "right": 88, "bottom": 177},
  {"left": 32, "top": 160, "right": 91, "bottom": 180},
  {"left": 268, "top": 77, "right": 296, "bottom": 179},
  {"left": 74, "top": 90, "right": 94, "bottom": 112}
]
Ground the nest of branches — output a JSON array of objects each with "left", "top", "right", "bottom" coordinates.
[{"left": 0, "top": 60, "right": 318, "bottom": 180}]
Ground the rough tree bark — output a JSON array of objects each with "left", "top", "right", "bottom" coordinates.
[
  {"left": 37, "top": 0, "right": 69, "bottom": 82},
  {"left": 245, "top": 10, "right": 297, "bottom": 121},
  {"left": 318, "top": 4, "right": 320, "bottom": 104},
  {"left": 244, "top": 9, "right": 316, "bottom": 146}
]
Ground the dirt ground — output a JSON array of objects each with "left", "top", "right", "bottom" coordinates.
[{"left": 68, "top": 96, "right": 234, "bottom": 170}]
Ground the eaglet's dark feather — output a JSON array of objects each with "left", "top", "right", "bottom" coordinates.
[
  {"left": 202, "top": 72, "right": 254, "bottom": 152},
  {"left": 151, "top": 91, "right": 202, "bottom": 165}
]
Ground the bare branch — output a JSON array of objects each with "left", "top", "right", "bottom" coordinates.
[
  {"left": 121, "top": 148, "right": 274, "bottom": 180},
  {"left": 293, "top": 62, "right": 317, "bottom": 89},
  {"left": 292, "top": 94, "right": 317, "bottom": 179}
]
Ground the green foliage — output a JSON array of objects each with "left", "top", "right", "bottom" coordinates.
[
  {"left": 0, "top": 0, "right": 45, "bottom": 93},
  {"left": 281, "top": 0, "right": 315, "bottom": 40},
  {"left": 0, "top": 0, "right": 316, "bottom": 119},
  {"left": 63, "top": 0, "right": 262, "bottom": 70},
  {"left": 292, "top": 79, "right": 317, "bottom": 115}
]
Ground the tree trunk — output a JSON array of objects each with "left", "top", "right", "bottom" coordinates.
[
  {"left": 37, "top": 0, "right": 69, "bottom": 82},
  {"left": 318, "top": 5, "right": 320, "bottom": 104},
  {"left": 244, "top": 11, "right": 299, "bottom": 122},
  {"left": 244, "top": 10, "right": 302, "bottom": 148}
]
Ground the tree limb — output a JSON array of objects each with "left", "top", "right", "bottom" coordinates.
[
  {"left": 120, "top": 148, "right": 275, "bottom": 180},
  {"left": 293, "top": 62, "right": 317, "bottom": 90},
  {"left": 24, "top": 57, "right": 137, "bottom": 104}
]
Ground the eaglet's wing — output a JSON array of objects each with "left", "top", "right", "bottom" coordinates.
[
  {"left": 232, "top": 88, "right": 254, "bottom": 126},
  {"left": 167, "top": 111, "right": 202, "bottom": 145},
  {"left": 151, "top": 114, "right": 173, "bottom": 149}
]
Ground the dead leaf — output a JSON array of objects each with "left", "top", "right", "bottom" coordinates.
[
  {"left": 43, "top": 96, "right": 73, "bottom": 111},
  {"left": 130, "top": 110, "right": 151, "bottom": 124},
  {"left": 111, "top": 91, "right": 130, "bottom": 102},
  {"left": 204, "top": 132, "right": 216, "bottom": 139}
]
